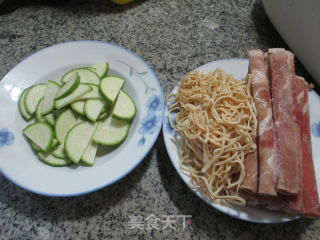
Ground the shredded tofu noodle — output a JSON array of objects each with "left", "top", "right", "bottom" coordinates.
[{"left": 168, "top": 68, "right": 257, "bottom": 206}]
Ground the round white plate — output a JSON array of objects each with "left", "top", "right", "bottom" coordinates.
[
  {"left": 163, "top": 58, "right": 320, "bottom": 223},
  {"left": 0, "top": 40, "right": 164, "bottom": 196}
]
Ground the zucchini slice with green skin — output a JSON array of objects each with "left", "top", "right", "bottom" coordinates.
[
  {"left": 41, "top": 81, "right": 61, "bottom": 115},
  {"left": 19, "top": 87, "right": 33, "bottom": 121},
  {"left": 65, "top": 121, "right": 98, "bottom": 163},
  {"left": 61, "top": 68, "right": 100, "bottom": 85},
  {"left": 52, "top": 144, "right": 66, "bottom": 159},
  {"left": 78, "top": 84, "right": 102, "bottom": 100},
  {"left": 84, "top": 99, "right": 107, "bottom": 122},
  {"left": 81, "top": 141, "right": 99, "bottom": 166},
  {"left": 30, "top": 138, "right": 59, "bottom": 152},
  {"left": 97, "top": 111, "right": 109, "bottom": 121},
  {"left": 53, "top": 108, "right": 66, "bottom": 118},
  {"left": 91, "top": 62, "right": 109, "bottom": 79},
  {"left": 92, "top": 116, "right": 129, "bottom": 146},
  {"left": 70, "top": 100, "right": 86, "bottom": 116},
  {"left": 81, "top": 122, "right": 101, "bottom": 166},
  {"left": 99, "top": 76, "right": 125, "bottom": 104},
  {"left": 96, "top": 103, "right": 112, "bottom": 121},
  {"left": 24, "top": 83, "right": 47, "bottom": 115},
  {"left": 35, "top": 98, "right": 46, "bottom": 122},
  {"left": 29, "top": 140, "right": 42, "bottom": 152},
  {"left": 53, "top": 109, "right": 78, "bottom": 159},
  {"left": 112, "top": 90, "right": 136, "bottom": 121},
  {"left": 54, "top": 83, "right": 92, "bottom": 109},
  {"left": 44, "top": 112, "right": 55, "bottom": 126},
  {"left": 54, "top": 109, "right": 78, "bottom": 143},
  {"left": 55, "top": 72, "right": 80, "bottom": 100},
  {"left": 50, "top": 139, "right": 60, "bottom": 151},
  {"left": 23, "top": 122, "right": 54, "bottom": 152},
  {"left": 38, "top": 152, "right": 72, "bottom": 167},
  {"left": 31, "top": 138, "right": 59, "bottom": 152}
]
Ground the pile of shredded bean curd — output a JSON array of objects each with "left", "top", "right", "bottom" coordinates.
[{"left": 168, "top": 68, "right": 257, "bottom": 206}]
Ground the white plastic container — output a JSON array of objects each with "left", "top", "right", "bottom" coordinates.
[{"left": 262, "top": 0, "right": 320, "bottom": 85}]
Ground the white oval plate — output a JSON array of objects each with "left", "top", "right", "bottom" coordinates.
[
  {"left": 163, "top": 58, "right": 320, "bottom": 223},
  {"left": 0, "top": 40, "right": 164, "bottom": 196}
]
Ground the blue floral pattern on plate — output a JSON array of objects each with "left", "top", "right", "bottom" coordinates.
[
  {"left": 146, "top": 95, "right": 162, "bottom": 113},
  {"left": 118, "top": 60, "right": 163, "bottom": 147},
  {"left": 164, "top": 112, "right": 175, "bottom": 135},
  {"left": 164, "top": 96, "right": 176, "bottom": 135},
  {"left": 0, "top": 128, "right": 14, "bottom": 149},
  {"left": 139, "top": 113, "right": 159, "bottom": 135},
  {"left": 138, "top": 114, "right": 159, "bottom": 147},
  {"left": 138, "top": 95, "right": 162, "bottom": 146}
]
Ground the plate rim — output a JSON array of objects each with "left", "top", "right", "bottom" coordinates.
[
  {"left": 162, "top": 57, "right": 300, "bottom": 223},
  {"left": 0, "top": 40, "right": 164, "bottom": 197}
]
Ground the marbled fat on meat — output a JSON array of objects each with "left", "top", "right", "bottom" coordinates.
[
  {"left": 268, "top": 48, "right": 299, "bottom": 195},
  {"left": 247, "top": 49, "right": 277, "bottom": 196}
]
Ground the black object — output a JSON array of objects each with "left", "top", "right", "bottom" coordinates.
[{"left": 0, "top": 0, "right": 20, "bottom": 14}]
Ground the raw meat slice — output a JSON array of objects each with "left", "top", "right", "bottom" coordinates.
[
  {"left": 297, "top": 76, "right": 320, "bottom": 218},
  {"left": 247, "top": 49, "right": 277, "bottom": 196},
  {"left": 268, "top": 48, "right": 299, "bottom": 195}
]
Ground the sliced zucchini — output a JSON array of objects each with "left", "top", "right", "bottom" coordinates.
[
  {"left": 112, "top": 90, "right": 136, "bottom": 121},
  {"left": 41, "top": 81, "right": 60, "bottom": 115},
  {"left": 54, "top": 84, "right": 92, "bottom": 109},
  {"left": 97, "top": 111, "right": 109, "bottom": 121},
  {"left": 70, "top": 100, "right": 86, "bottom": 116},
  {"left": 81, "top": 142, "right": 99, "bottom": 166},
  {"left": 99, "top": 76, "right": 125, "bottom": 104},
  {"left": 55, "top": 73, "right": 80, "bottom": 100},
  {"left": 91, "top": 62, "right": 109, "bottom": 79},
  {"left": 61, "top": 68, "right": 100, "bottom": 85},
  {"left": 19, "top": 87, "right": 33, "bottom": 121},
  {"left": 92, "top": 116, "right": 129, "bottom": 146},
  {"left": 35, "top": 98, "right": 46, "bottom": 122},
  {"left": 78, "top": 84, "right": 102, "bottom": 100},
  {"left": 53, "top": 109, "right": 78, "bottom": 159},
  {"left": 50, "top": 139, "right": 60, "bottom": 151},
  {"left": 23, "top": 122, "right": 54, "bottom": 152},
  {"left": 96, "top": 103, "right": 112, "bottom": 121},
  {"left": 53, "top": 108, "right": 66, "bottom": 118},
  {"left": 31, "top": 137, "right": 59, "bottom": 152},
  {"left": 84, "top": 99, "right": 107, "bottom": 122},
  {"left": 38, "top": 152, "right": 72, "bottom": 167},
  {"left": 44, "top": 113, "right": 55, "bottom": 126},
  {"left": 65, "top": 121, "right": 98, "bottom": 163},
  {"left": 24, "top": 83, "right": 47, "bottom": 115},
  {"left": 81, "top": 122, "right": 101, "bottom": 166},
  {"left": 29, "top": 140, "right": 42, "bottom": 152},
  {"left": 54, "top": 109, "right": 78, "bottom": 143},
  {"left": 52, "top": 144, "right": 66, "bottom": 159}
]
